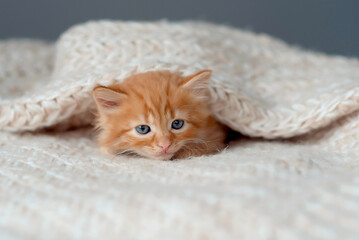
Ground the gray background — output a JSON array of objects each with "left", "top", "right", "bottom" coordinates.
[{"left": 1, "top": 0, "right": 358, "bottom": 57}]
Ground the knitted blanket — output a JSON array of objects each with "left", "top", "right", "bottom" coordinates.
[{"left": 1, "top": 20, "right": 359, "bottom": 239}]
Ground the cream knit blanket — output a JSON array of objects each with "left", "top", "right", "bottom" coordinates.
[{"left": 1, "top": 21, "right": 359, "bottom": 239}]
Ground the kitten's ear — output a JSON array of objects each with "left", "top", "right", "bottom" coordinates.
[
  {"left": 181, "top": 70, "right": 212, "bottom": 95},
  {"left": 92, "top": 86, "right": 126, "bottom": 112}
]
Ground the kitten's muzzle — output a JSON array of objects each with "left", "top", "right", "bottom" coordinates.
[{"left": 157, "top": 142, "right": 172, "bottom": 154}]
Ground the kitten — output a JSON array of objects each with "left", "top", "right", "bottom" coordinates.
[{"left": 92, "top": 70, "right": 227, "bottom": 160}]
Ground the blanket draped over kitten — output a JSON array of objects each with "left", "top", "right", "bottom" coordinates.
[
  {"left": 93, "top": 70, "right": 227, "bottom": 160},
  {"left": 1, "top": 20, "right": 359, "bottom": 162}
]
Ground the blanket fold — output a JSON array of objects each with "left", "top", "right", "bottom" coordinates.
[
  {"left": 1, "top": 20, "right": 359, "bottom": 240},
  {"left": 1, "top": 20, "right": 359, "bottom": 143}
]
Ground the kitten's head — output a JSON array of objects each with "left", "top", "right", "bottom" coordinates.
[{"left": 93, "top": 70, "right": 213, "bottom": 160}]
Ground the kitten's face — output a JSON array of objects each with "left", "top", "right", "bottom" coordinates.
[{"left": 93, "top": 70, "right": 213, "bottom": 160}]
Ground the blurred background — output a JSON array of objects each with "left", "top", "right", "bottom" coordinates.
[{"left": 1, "top": 0, "right": 358, "bottom": 57}]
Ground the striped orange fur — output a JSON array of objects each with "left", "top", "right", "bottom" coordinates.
[{"left": 93, "top": 70, "right": 227, "bottom": 160}]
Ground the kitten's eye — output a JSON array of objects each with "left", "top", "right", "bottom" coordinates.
[
  {"left": 135, "top": 125, "right": 151, "bottom": 134},
  {"left": 171, "top": 120, "right": 184, "bottom": 130}
]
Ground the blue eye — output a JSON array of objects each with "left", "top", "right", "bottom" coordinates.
[
  {"left": 135, "top": 125, "right": 151, "bottom": 134},
  {"left": 171, "top": 120, "right": 184, "bottom": 129}
]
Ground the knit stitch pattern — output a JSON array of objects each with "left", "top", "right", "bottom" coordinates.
[
  {"left": 2, "top": 20, "right": 359, "bottom": 140},
  {"left": 1, "top": 21, "right": 359, "bottom": 239}
]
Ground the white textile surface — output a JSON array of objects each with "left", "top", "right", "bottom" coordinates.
[
  {"left": 0, "top": 128, "right": 358, "bottom": 239},
  {"left": 1, "top": 20, "right": 359, "bottom": 239}
]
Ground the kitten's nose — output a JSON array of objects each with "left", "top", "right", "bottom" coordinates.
[{"left": 158, "top": 141, "right": 171, "bottom": 153}]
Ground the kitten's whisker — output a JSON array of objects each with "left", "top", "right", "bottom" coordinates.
[
  {"left": 183, "top": 139, "right": 210, "bottom": 150},
  {"left": 116, "top": 149, "right": 133, "bottom": 155},
  {"left": 117, "top": 149, "right": 143, "bottom": 158},
  {"left": 93, "top": 70, "right": 226, "bottom": 159}
]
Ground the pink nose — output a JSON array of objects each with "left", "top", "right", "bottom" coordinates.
[{"left": 158, "top": 142, "right": 171, "bottom": 153}]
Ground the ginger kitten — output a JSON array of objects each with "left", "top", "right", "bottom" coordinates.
[{"left": 92, "top": 70, "right": 227, "bottom": 160}]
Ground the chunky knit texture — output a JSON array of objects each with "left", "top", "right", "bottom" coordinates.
[
  {"left": 1, "top": 20, "right": 359, "bottom": 239},
  {"left": 1, "top": 128, "right": 359, "bottom": 240},
  {"left": 1, "top": 20, "right": 359, "bottom": 139}
]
